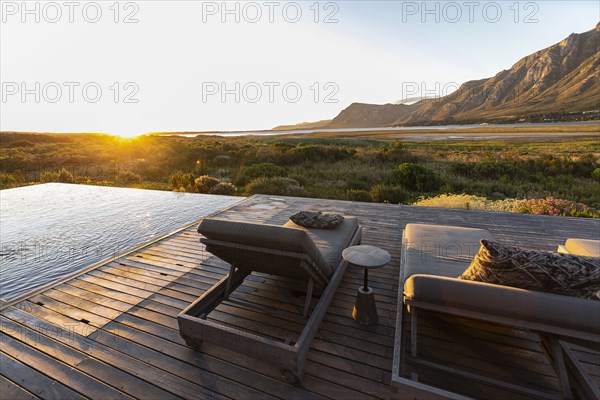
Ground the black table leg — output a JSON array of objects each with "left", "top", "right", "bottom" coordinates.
[{"left": 363, "top": 268, "right": 369, "bottom": 290}]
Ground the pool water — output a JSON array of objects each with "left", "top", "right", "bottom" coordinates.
[{"left": 0, "top": 183, "right": 241, "bottom": 302}]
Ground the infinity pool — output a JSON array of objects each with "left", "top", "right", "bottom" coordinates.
[{"left": 0, "top": 183, "right": 241, "bottom": 302}]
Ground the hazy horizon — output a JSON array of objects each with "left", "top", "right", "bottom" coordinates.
[{"left": 1, "top": 1, "right": 598, "bottom": 137}]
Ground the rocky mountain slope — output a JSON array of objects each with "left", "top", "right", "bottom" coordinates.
[{"left": 281, "top": 23, "right": 600, "bottom": 130}]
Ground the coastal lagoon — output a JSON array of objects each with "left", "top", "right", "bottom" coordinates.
[{"left": 168, "top": 121, "right": 600, "bottom": 138}]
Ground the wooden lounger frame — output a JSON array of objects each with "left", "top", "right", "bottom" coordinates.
[
  {"left": 399, "top": 300, "right": 600, "bottom": 400},
  {"left": 391, "top": 231, "right": 600, "bottom": 400},
  {"left": 177, "top": 225, "right": 362, "bottom": 383}
]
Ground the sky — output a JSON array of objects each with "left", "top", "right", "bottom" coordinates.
[{"left": 1, "top": 0, "right": 598, "bottom": 136}]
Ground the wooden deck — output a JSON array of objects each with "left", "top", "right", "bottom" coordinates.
[{"left": 1, "top": 194, "right": 599, "bottom": 400}]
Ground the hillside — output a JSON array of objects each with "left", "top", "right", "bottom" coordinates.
[
  {"left": 278, "top": 23, "right": 600, "bottom": 130},
  {"left": 272, "top": 119, "right": 333, "bottom": 131}
]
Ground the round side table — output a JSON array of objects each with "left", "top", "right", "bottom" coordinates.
[{"left": 342, "top": 245, "right": 391, "bottom": 325}]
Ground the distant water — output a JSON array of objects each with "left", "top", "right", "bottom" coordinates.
[
  {"left": 169, "top": 121, "right": 600, "bottom": 138},
  {"left": 0, "top": 183, "right": 241, "bottom": 302}
]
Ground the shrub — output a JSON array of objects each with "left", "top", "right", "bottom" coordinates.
[
  {"left": 245, "top": 177, "right": 308, "bottom": 197},
  {"left": 346, "top": 178, "right": 371, "bottom": 191},
  {"left": 169, "top": 171, "right": 196, "bottom": 191},
  {"left": 40, "top": 168, "right": 74, "bottom": 183},
  {"left": 474, "top": 160, "right": 520, "bottom": 180},
  {"left": 413, "top": 194, "right": 600, "bottom": 218},
  {"left": 116, "top": 170, "right": 142, "bottom": 183},
  {"left": 593, "top": 168, "right": 600, "bottom": 182},
  {"left": 514, "top": 197, "right": 599, "bottom": 218},
  {"left": 377, "top": 141, "right": 412, "bottom": 163},
  {"left": 412, "top": 194, "right": 517, "bottom": 212},
  {"left": 287, "top": 145, "right": 355, "bottom": 164},
  {"left": 525, "top": 154, "right": 597, "bottom": 178},
  {"left": 209, "top": 182, "right": 237, "bottom": 195},
  {"left": 195, "top": 175, "right": 220, "bottom": 193},
  {"left": 40, "top": 170, "right": 59, "bottom": 183},
  {"left": 287, "top": 173, "right": 308, "bottom": 186},
  {"left": 573, "top": 154, "right": 598, "bottom": 177},
  {"left": 57, "top": 168, "right": 75, "bottom": 183},
  {"left": 439, "top": 183, "right": 454, "bottom": 194},
  {"left": 236, "top": 163, "right": 287, "bottom": 186},
  {"left": 449, "top": 162, "right": 474, "bottom": 177},
  {"left": 0, "top": 172, "right": 19, "bottom": 188},
  {"left": 451, "top": 160, "right": 520, "bottom": 180},
  {"left": 8, "top": 140, "right": 34, "bottom": 148},
  {"left": 393, "top": 163, "right": 440, "bottom": 191},
  {"left": 370, "top": 184, "right": 410, "bottom": 204},
  {"left": 346, "top": 189, "right": 372, "bottom": 202},
  {"left": 141, "top": 166, "right": 165, "bottom": 181}
]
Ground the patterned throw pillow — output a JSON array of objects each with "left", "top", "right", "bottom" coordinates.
[
  {"left": 459, "top": 240, "right": 600, "bottom": 300},
  {"left": 290, "top": 211, "right": 344, "bottom": 229}
]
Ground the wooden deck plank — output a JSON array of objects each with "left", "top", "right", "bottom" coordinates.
[
  {"left": 0, "top": 352, "right": 86, "bottom": 400},
  {"left": 42, "top": 289, "right": 124, "bottom": 320},
  {"left": 85, "top": 270, "right": 164, "bottom": 294},
  {"left": 86, "top": 327, "right": 276, "bottom": 400},
  {"left": 0, "top": 316, "right": 177, "bottom": 400},
  {"left": 53, "top": 283, "right": 134, "bottom": 313},
  {"left": 12, "top": 300, "right": 98, "bottom": 337},
  {"left": 1, "top": 332, "right": 134, "bottom": 400},
  {"left": 2, "top": 194, "right": 598, "bottom": 400},
  {"left": 94, "top": 321, "right": 325, "bottom": 400},
  {"left": 110, "top": 312, "right": 382, "bottom": 399},
  {"left": 2, "top": 307, "right": 221, "bottom": 400},
  {"left": 201, "top": 305, "right": 394, "bottom": 369},
  {"left": 26, "top": 294, "right": 113, "bottom": 334},
  {"left": 0, "top": 375, "right": 40, "bottom": 400},
  {"left": 74, "top": 274, "right": 155, "bottom": 299},
  {"left": 134, "top": 281, "right": 395, "bottom": 358}
]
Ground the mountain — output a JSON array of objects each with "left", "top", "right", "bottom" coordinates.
[
  {"left": 326, "top": 103, "right": 420, "bottom": 129},
  {"left": 277, "top": 23, "right": 600, "bottom": 130},
  {"left": 272, "top": 119, "right": 332, "bottom": 131}
]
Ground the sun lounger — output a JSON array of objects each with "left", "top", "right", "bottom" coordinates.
[
  {"left": 177, "top": 217, "right": 362, "bottom": 382},
  {"left": 393, "top": 223, "right": 600, "bottom": 400},
  {"left": 558, "top": 238, "right": 600, "bottom": 257}
]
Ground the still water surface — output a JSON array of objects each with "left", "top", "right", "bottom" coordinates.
[
  {"left": 0, "top": 183, "right": 241, "bottom": 301},
  {"left": 170, "top": 121, "right": 599, "bottom": 137}
]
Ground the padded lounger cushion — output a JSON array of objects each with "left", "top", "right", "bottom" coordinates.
[
  {"left": 405, "top": 274, "right": 600, "bottom": 334},
  {"left": 198, "top": 218, "right": 359, "bottom": 284},
  {"left": 566, "top": 238, "right": 600, "bottom": 257},
  {"left": 403, "top": 223, "right": 494, "bottom": 281},
  {"left": 284, "top": 217, "right": 359, "bottom": 270}
]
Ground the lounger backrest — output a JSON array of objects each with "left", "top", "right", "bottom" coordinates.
[
  {"left": 565, "top": 238, "right": 600, "bottom": 257},
  {"left": 402, "top": 223, "right": 494, "bottom": 281},
  {"left": 198, "top": 218, "right": 333, "bottom": 284}
]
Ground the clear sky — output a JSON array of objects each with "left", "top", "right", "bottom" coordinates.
[{"left": 1, "top": 1, "right": 598, "bottom": 136}]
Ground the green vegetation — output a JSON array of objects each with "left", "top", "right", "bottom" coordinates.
[
  {"left": 370, "top": 184, "right": 411, "bottom": 204},
  {"left": 245, "top": 177, "right": 308, "bottom": 197},
  {"left": 40, "top": 168, "right": 75, "bottom": 183},
  {"left": 1, "top": 132, "right": 599, "bottom": 217},
  {"left": 393, "top": 163, "right": 441, "bottom": 191}
]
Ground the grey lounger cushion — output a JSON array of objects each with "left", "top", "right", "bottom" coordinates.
[
  {"left": 198, "top": 218, "right": 332, "bottom": 277},
  {"left": 284, "top": 217, "right": 359, "bottom": 271},
  {"left": 402, "top": 223, "right": 494, "bottom": 281},
  {"left": 198, "top": 218, "right": 359, "bottom": 283},
  {"left": 405, "top": 274, "right": 600, "bottom": 334},
  {"left": 566, "top": 238, "right": 600, "bottom": 257}
]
